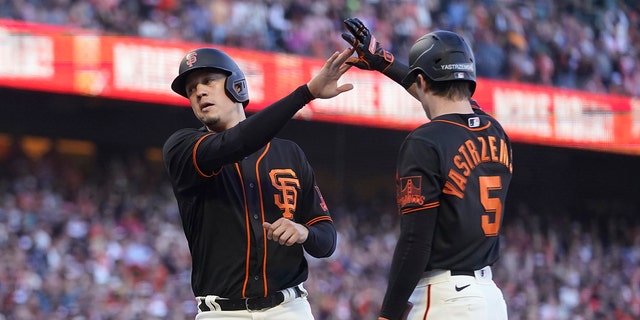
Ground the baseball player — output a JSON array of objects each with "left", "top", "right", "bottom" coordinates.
[
  {"left": 342, "top": 18, "right": 513, "bottom": 320},
  {"left": 162, "top": 47, "right": 354, "bottom": 319}
]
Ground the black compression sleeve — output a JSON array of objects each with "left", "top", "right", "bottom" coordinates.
[
  {"left": 380, "top": 210, "right": 437, "bottom": 319},
  {"left": 236, "top": 85, "right": 314, "bottom": 151},
  {"left": 192, "top": 85, "right": 314, "bottom": 170},
  {"left": 383, "top": 60, "right": 411, "bottom": 89},
  {"left": 303, "top": 221, "right": 337, "bottom": 258}
]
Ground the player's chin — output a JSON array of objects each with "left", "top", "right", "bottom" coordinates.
[{"left": 200, "top": 115, "right": 220, "bottom": 127}]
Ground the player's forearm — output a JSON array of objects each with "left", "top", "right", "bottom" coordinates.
[
  {"left": 192, "top": 85, "right": 314, "bottom": 170},
  {"left": 382, "top": 60, "right": 409, "bottom": 87},
  {"left": 237, "top": 85, "right": 314, "bottom": 150},
  {"left": 380, "top": 212, "right": 435, "bottom": 319},
  {"left": 302, "top": 221, "right": 337, "bottom": 258},
  {"left": 380, "top": 244, "right": 425, "bottom": 319},
  {"left": 380, "top": 61, "right": 419, "bottom": 100}
]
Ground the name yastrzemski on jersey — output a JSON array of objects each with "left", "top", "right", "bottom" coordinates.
[{"left": 442, "top": 134, "right": 512, "bottom": 199}]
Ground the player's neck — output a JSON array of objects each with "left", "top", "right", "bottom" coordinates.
[
  {"left": 427, "top": 98, "right": 473, "bottom": 119},
  {"left": 205, "top": 110, "right": 246, "bottom": 132}
]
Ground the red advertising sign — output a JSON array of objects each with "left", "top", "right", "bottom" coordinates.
[{"left": 1, "top": 19, "right": 638, "bottom": 154}]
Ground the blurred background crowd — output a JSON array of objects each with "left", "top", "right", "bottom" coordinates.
[
  {"left": 1, "top": 148, "right": 639, "bottom": 320},
  {"left": 0, "top": 0, "right": 639, "bottom": 96}
]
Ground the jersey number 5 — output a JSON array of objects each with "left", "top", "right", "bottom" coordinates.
[{"left": 479, "top": 176, "right": 502, "bottom": 236}]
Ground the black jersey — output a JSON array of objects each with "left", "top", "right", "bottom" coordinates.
[
  {"left": 162, "top": 86, "right": 337, "bottom": 299},
  {"left": 398, "top": 107, "right": 512, "bottom": 270},
  {"left": 381, "top": 107, "right": 513, "bottom": 317}
]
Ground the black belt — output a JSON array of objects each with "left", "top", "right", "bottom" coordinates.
[
  {"left": 450, "top": 270, "right": 475, "bottom": 276},
  {"left": 199, "top": 286, "right": 304, "bottom": 312}
]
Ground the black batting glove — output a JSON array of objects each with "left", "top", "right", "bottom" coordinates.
[{"left": 341, "top": 17, "right": 394, "bottom": 73}]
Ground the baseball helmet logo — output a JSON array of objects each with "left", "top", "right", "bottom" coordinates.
[{"left": 185, "top": 52, "right": 197, "bottom": 68}]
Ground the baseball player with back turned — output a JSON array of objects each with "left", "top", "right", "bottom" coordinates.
[
  {"left": 342, "top": 18, "right": 513, "bottom": 320},
  {"left": 163, "top": 46, "right": 355, "bottom": 319}
]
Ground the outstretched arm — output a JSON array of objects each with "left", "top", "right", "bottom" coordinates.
[
  {"left": 341, "top": 17, "right": 419, "bottom": 100},
  {"left": 173, "top": 47, "right": 357, "bottom": 173}
]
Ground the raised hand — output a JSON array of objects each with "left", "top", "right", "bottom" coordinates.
[
  {"left": 341, "top": 17, "right": 394, "bottom": 72},
  {"left": 306, "top": 47, "right": 355, "bottom": 99}
]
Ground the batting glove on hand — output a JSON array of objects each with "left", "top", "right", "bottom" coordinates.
[{"left": 341, "top": 17, "right": 394, "bottom": 73}]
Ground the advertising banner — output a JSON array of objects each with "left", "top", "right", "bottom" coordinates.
[{"left": 1, "top": 19, "right": 638, "bottom": 154}]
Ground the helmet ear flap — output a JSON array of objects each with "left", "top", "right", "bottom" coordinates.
[
  {"left": 226, "top": 73, "right": 249, "bottom": 107},
  {"left": 232, "top": 79, "right": 246, "bottom": 94}
]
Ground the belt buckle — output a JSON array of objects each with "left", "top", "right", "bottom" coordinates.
[{"left": 245, "top": 298, "right": 269, "bottom": 312}]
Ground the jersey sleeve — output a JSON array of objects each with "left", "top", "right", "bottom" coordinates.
[
  {"left": 162, "top": 128, "right": 210, "bottom": 195},
  {"left": 380, "top": 136, "right": 441, "bottom": 319},
  {"left": 396, "top": 136, "right": 443, "bottom": 212}
]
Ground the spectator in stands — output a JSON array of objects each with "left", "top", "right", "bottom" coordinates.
[
  {"left": 1, "top": 0, "right": 639, "bottom": 96},
  {"left": 1, "top": 147, "right": 640, "bottom": 319}
]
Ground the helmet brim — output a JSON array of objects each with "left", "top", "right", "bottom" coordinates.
[
  {"left": 170, "top": 66, "right": 229, "bottom": 98},
  {"left": 400, "top": 69, "right": 419, "bottom": 88}
]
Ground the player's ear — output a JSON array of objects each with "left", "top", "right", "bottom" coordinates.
[{"left": 416, "top": 74, "right": 427, "bottom": 92}]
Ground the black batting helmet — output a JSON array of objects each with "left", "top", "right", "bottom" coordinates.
[
  {"left": 171, "top": 48, "right": 249, "bottom": 107},
  {"left": 401, "top": 30, "right": 476, "bottom": 94}
]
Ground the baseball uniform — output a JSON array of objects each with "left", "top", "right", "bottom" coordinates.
[
  {"left": 163, "top": 85, "right": 337, "bottom": 319},
  {"left": 381, "top": 106, "right": 512, "bottom": 320}
]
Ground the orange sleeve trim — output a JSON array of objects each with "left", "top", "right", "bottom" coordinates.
[
  {"left": 192, "top": 133, "right": 221, "bottom": 178},
  {"left": 432, "top": 119, "right": 491, "bottom": 131},
  {"left": 306, "top": 216, "right": 333, "bottom": 226},
  {"left": 400, "top": 201, "right": 439, "bottom": 215}
]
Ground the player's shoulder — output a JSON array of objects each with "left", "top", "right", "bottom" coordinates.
[
  {"left": 472, "top": 109, "right": 509, "bottom": 135},
  {"left": 163, "top": 127, "right": 208, "bottom": 149},
  {"left": 269, "top": 138, "right": 310, "bottom": 164},
  {"left": 271, "top": 137, "right": 298, "bottom": 145},
  {"left": 404, "top": 123, "right": 442, "bottom": 146},
  {"left": 167, "top": 126, "right": 207, "bottom": 137},
  {"left": 270, "top": 137, "right": 304, "bottom": 152}
]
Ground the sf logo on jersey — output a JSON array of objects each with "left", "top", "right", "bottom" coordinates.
[{"left": 269, "top": 169, "right": 300, "bottom": 219}]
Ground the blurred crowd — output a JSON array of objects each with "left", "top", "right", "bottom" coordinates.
[
  {"left": 1, "top": 148, "right": 639, "bottom": 320},
  {"left": 1, "top": 0, "right": 640, "bottom": 96}
]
